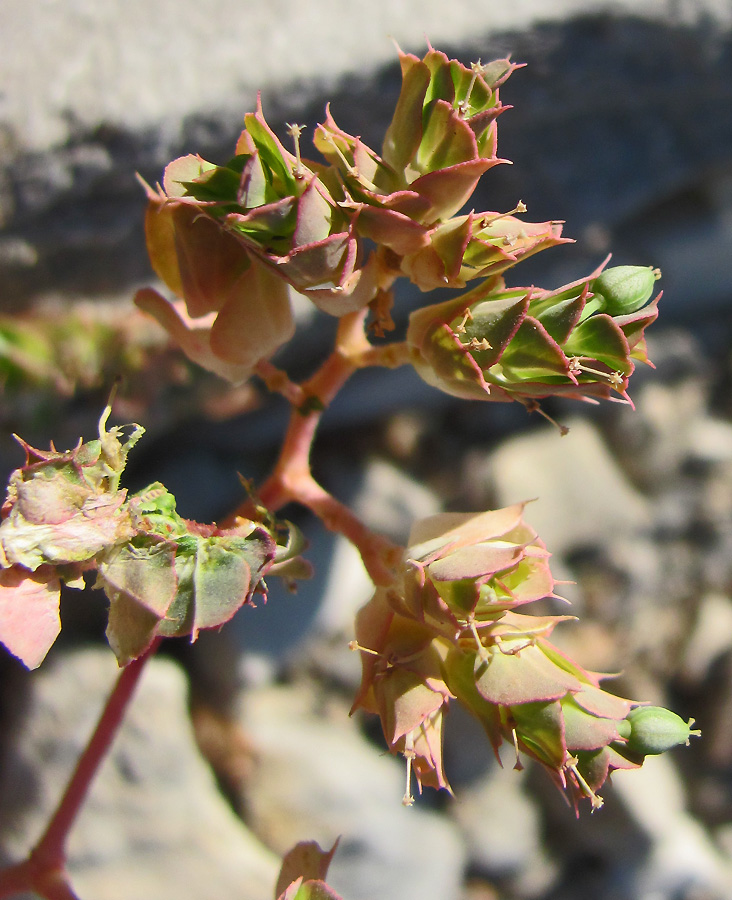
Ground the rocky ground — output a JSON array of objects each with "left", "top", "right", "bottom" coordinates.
[{"left": 3, "top": 3, "right": 732, "bottom": 900}]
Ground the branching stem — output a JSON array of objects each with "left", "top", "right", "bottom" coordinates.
[{"left": 247, "top": 309, "right": 404, "bottom": 585}]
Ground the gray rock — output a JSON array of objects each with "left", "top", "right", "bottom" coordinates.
[
  {"left": 0, "top": 648, "right": 280, "bottom": 900},
  {"left": 452, "top": 766, "right": 557, "bottom": 897},
  {"left": 613, "top": 754, "right": 732, "bottom": 900},
  {"left": 238, "top": 682, "right": 466, "bottom": 900},
  {"left": 487, "top": 417, "right": 651, "bottom": 556}
]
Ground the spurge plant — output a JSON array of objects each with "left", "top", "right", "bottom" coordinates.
[{"left": 0, "top": 44, "right": 698, "bottom": 900}]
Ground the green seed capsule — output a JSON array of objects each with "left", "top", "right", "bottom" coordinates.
[
  {"left": 590, "top": 266, "right": 659, "bottom": 316},
  {"left": 624, "top": 706, "right": 700, "bottom": 756}
]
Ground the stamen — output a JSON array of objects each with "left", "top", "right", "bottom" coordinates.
[
  {"left": 286, "top": 123, "right": 306, "bottom": 177},
  {"left": 321, "top": 133, "right": 381, "bottom": 193},
  {"left": 568, "top": 761, "right": 604, "bottom": 811},
  {"left": 348, "top": 640, "right": 383, "bottom": 658},
  {"left": 467, "top": 617, "right": 490, "bottom": 663},
  {"left": 479, "top": 200, "right": 527, "bottom": 228},
  {"left": 454, "top": 308, "right": 473, "bottom": 334},
  {"left": 512, "top": 728, "right": 524, "bottom": 771},
  {"left": 568, "top": 357, "right": 625, "bottom": 389},
  {"left": 402, "top": 732, "right": 416, "bottom": 806},
  {"left": 458, "top": 59, "right": 486, "bottom": 116},
  {"left": 522, "top": 399, "right": 570, "bottom": 436}
]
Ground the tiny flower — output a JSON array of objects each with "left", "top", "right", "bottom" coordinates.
[
  {"left": 315, "top": 46, "right": 519, "bottom": 224},
  {"left": 351, "top": 504, "right": 695, "bottom": 809},
  {"left": 406, "top": 264, "right": 660, "bottom": 405}
]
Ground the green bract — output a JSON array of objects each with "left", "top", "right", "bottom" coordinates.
[
  {"left": 406, "top": 265, "right": 660, "bottom": 405},
  {"left": 351, "top": 503, "right": 694, "bottom": 810}
]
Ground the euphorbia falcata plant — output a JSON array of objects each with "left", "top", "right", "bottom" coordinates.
[{"left": 0, "top": 44, "right": 698, "bottom": 900}]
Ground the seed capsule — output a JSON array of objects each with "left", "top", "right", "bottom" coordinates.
[
  {"left": 624, "top": 706, "right": 700, "bottom": 756},
  {"left": 590, "top": 266, "right": 659, "bottom": 316}
]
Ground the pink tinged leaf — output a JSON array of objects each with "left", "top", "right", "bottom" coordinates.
[
  {"left": 562, "top": 313, "right": 633, "bottom": 374},
  {"left": 302, "top": 253, "right": 381, "bottom": 316},
  {"left": 382, "top": 52, "right": 431, "bottom": 172},
  {"left": 561, "top": 697, "right": 627, "bottom": 752},
  {"left": 417, "top": 100, "right": 478, "bottom": 173},
  {"left": 146, "top": 201, "right": 253, "bottom": 318},
  {"left": 209, "top": 258, "right": 295, "bottom": 366},
  {"left": 497, "top": 316, "right": 573, "bottom": 379},
  {"left": 237, "top": 153, "right": 268, "bottom": 208},
  {"left": 350, "top": 590, "right": 394, "bottom": 716},
  {"left": 106, "top": 592, "right": 161, "bottom": 666},
  {"left": 615, "top": 295, "right": 660, "bottom": 359},
  {"left": 428, "top": 543, "right": 522, "bottom": 582},
  {"left": 97, "top": 540, "right": 178, "bottom": 617},
  {"left": 162, "top": 154, "right": 216, "bottom": 198},
  {"left": 571, "top": 683, "right": 634, "bottom": 719},
  {"left": 367, "top": 189, "right": 433, "bottom": 221},
  {"left": 275, "top": 840, "right": 340, "bottom": 900},
  {"left": 270, "top": 232, "right": 355, "bottom": 290},
  {"left": 292, "top": 178, "right": 336, "bottom": 247},
  {"left": 376, "top": 667, "right": 447, "bottom": 744},
  {"left": 408, "top": 503, "right": 527, "bottom": 563},
  {"left": 134, "top": 288, "right": 255, "bottom": 383},
  {"left": 0, "top": 566, "right": 61, "bottom": 669},
  {"left": 14, "top": 475, "right": 92, "bottom": 525},
  {"left": 189, "top": 539, "right": 256, "bottom": 639},
  {"left": 226, "top": 196, "right": 297, "bottom": 240},
  {"left": 405, "top": 707, "right": 452, "bottom": 793},
  {"left": 409, "top": 158, "right": 504, "bottom": 221},
  {"left": 1, "top": 489, "right": 132, "bottom": 571},
  {"left": 532, "top": 293, "right": 586, "bottom": 344},
  {"left": 511, "top": 700, "right": 567, "bottom": 769},
  {"left": 575, "top": 743, "right": 641, "bottom": 794},
  {"left": 401, "top": 216, "right": 472, "bottom": 291},
  {"left": 463, "top": 293, "right": 530, "bottom": 367},
  {"left": 352, "top": 205, "right": 430, "bottom": 256},
  {"left": 475, "top": 642, "right": 582, "bottom": 706},
  {"left": 282, "top": 880, "right": 344, "bottom": 900}
]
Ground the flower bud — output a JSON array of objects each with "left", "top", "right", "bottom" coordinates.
[
  {"left": 589, "top": 266, "right": 660, "bottom": 316},
  {"left": 622, "top": 706, "right": 701, "bottom": 756}
]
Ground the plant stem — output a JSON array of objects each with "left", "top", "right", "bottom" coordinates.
[
  {"left": 233, "top": 309, "right": 404, "bottom": 584},
  {"left": 0, "top": 640, "right": 159, "bottom": 900}
]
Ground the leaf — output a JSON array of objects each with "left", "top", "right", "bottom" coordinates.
[
  {"left": 475, "top": 642, "right": 582, "bottom": 706},
  {"left": 275, "top": 840, "right": 340, "bottom": 900},
  {"left": 209, "top": 257, "right": 295, "bottom": 366},
  {"left": 376, "top": 667, "right": 446, "bottom": 744},
  {"left": 105, "top": 590, "right": 161, "bottom": 666},
  {"left": 382, "top": 51, "right": 430, "bottom": 172},
  {"left": 0, "top": 566, "right": 61, "bottom": 669},
  {"left": 511, "top": 700, "right": 566, "bottom": 768},
  {"left": 562, "top": 313, "right": 632, "bottom": 374},
  {"left": 97, "top": 539, "right": 178, "bottom": 617}
]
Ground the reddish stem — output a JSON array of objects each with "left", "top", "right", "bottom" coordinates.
[
  {"left": 233, "top": 310, "right": 403, "bottom": 584},
  {"left": 0, "top": 640, "right": 159, "bottom": 899}
]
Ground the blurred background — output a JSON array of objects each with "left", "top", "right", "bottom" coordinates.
[{"left": 2, "top": 1, "right": 732, "bottom": 898}]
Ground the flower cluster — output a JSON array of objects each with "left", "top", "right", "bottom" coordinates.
[
  {"left": 351, "top": 504, "right": 698, "bottom": 809},
  {"left": 407, "top": 263, "right": 661, "bottom": 405},
  {"left": 0, "top": 402, "right": 303, "bottom": 668},
  {"left": 138, "top": 46, "right": 583, "bottom": 387}
]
